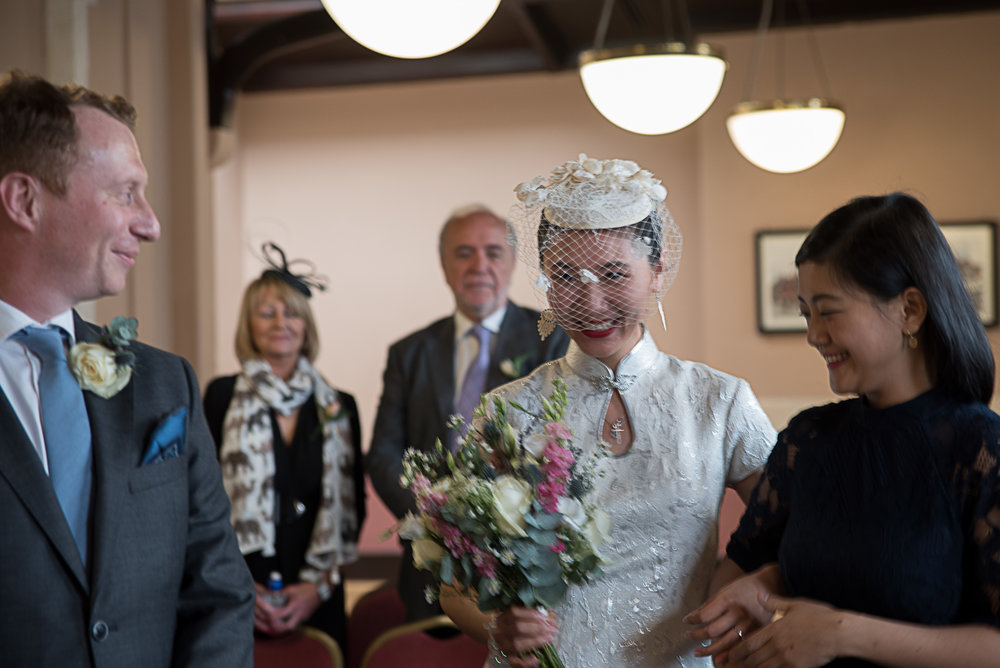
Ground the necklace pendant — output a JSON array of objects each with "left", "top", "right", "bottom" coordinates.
[{"left": 610, "top": 418, "right": 624, "bottom": 442}]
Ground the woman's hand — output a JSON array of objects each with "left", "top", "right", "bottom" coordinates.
[
  {"left": 489, "top": 607, "right": 559, "bottom": 667},
  {"left": 724, "top": 594, "right": 842, "bottom": 668},
  {"left": 684, "top": 563, "right": 783, "bottom": 662},
  {"left": 253, "top": 582, "right": 322, "bottom": 635}
]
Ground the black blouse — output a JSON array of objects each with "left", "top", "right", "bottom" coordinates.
[{"left": 728, "top": 390, "right": 1000, "bottom": 667}]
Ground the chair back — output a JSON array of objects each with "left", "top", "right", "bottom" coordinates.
[
  {"left": 255, "top": 625, "right": 344, "bottom": 668},
  {"left": 360, "top": 616, "right": 488, "bottom": 668},
  {"left": 347, "top": 586, "right": 407, "bottom": 668}
]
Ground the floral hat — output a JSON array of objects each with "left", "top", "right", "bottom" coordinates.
[{"left": 509, "top": 154, "right": 683, "bottom": 339}]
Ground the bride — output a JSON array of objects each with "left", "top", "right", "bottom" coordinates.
[{"left": 441, "top": 155, "right": 776, "bottom": 667}]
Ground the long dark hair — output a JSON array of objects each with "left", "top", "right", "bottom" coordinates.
[{"left": 795, "top": 193, "right": 994, "bottom": 404}]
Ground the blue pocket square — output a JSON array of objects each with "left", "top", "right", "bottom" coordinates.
[{"left": 143, "top": 407, "right": 187, "bottom": 466}]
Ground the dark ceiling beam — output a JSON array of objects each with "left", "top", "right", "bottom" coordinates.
[
  {"left": 242, "top": 48, "right": 550, "bottom": 91},
  {"left": 507, "top": 0, "right": 572, "bottom": 70},
  {"left": 208, "top": 6, "right": 343, "bottom": 127}
]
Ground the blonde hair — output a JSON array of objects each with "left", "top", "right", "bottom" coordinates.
[{"left": 234, "top": 274, "right": 320, "bottom": 362}]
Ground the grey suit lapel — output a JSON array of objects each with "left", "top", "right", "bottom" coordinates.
[
  {"left": 489, "top": 303, "right": 537, "bottom": 389},
  {"left": 0, "top": 378, "right": 89, "bottom": 589},
  {"left": 427, "top": 319, "right": 456, "bottom": 439},
  {"left": 74, "top": 314, "right": 134, "bottom": 586}
]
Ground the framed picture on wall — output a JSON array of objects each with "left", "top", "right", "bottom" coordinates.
[
  {"left": 940, "top": 221, "right": 998, "bottom": 327},
  {"left": 755, "top": 221, "right": 998, "bottom": 334},
  {"left": 755, "top": 230, "right": 809, "bottom": 333}
]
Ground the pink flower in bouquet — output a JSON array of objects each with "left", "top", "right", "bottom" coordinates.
[
  {"left": 472, "top": 548, "right": 498, "bottom": 579},
  {"left": 543, "top": 442, "right": 574, "bottom": 479},
  {"left": 544, "top": 421, "right": 572, "bottom": 440},
  {"left": 537, "top": 480, "right": 566, "bottom": 513},
  {"left": 436, "top": 519, "right": 473, "bottom": 557}
]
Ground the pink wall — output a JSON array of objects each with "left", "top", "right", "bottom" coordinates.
[{"left": 214, "top": 11, "right": 1000, "bottom": 555}]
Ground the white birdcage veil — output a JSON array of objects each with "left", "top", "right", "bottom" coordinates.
[{"left": 509, "top": 154, "right": 682, "bottom": 339}]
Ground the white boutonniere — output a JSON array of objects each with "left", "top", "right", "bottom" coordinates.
[
  {"left": 69, "top": 316, "right": 137, "bottom": 399},
  {"left": 499, "top": 353, "right": 532, "bottom": 379}
]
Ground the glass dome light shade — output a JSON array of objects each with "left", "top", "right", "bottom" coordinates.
[
  {"left": 726, "top": 98, "right": 845, "bottom": 173},
  {"left": 320, "top": 0, "right": 500, "bottom": 59},
  {"left": 579, "top": 42, "right": 726, "bottom": 135}
]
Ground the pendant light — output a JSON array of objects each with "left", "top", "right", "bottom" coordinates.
[
  {"left": 320, "top": 0, "right": 500, "bottom": 59},
  {"left": 579, "top": 0, "right": 726, "bottom": 135},
  {"left": 726, "top": 0, "right": 845, "bottom": 173}
]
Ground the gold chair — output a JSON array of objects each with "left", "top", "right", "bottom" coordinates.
[
  {"left": 360, "top": 616, "right": 488, "bottom": 668},
  {"left": 254, "top": 625, "right": 344, "bottom": 668}
]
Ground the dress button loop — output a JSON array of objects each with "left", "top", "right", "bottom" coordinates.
[{"left": 91, "top": 620, "right": 110, "bottom": 641}]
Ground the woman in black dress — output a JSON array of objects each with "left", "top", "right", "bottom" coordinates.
[
  {"left": 204, "top": 244, "right": 365, "bottom": 652},
  {"left": 687, "top": 194, "right": 1000, "bottom": 666}
]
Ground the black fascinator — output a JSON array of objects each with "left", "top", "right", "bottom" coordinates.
[{"left": 260, "top": 242, "right": 328, "bottom": 298}]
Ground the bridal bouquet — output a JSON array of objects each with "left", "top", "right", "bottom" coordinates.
[{"left": 398, "top": 378, "right": 609, "bottom": 668}]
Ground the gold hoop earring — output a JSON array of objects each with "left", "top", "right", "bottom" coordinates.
[{"left": 904, "top": 330, "right": 918, "bottom": 350}]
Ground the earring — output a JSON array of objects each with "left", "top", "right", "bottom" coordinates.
[
  {"left": 537, "top": 309, "right": 557, "bottom": 341},
  {"left": 904, "top": 329, "right": 918, "bottom": 350},
  {"left": 657, "top": 295, "right": 667, "bottom": 332}
]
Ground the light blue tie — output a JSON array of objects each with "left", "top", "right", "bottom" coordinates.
[
  {"left": 16, "top": 326, "right": 92, "bottom": 564},
  {"left": 451, "top": 325, "right": 491, "bottom": 451}
]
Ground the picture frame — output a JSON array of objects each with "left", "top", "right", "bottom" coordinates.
[
  {"left": 755, "top": 230, "right": 809, "bottom": 333},
  {"left": 940, "top": 221, "right": 997, "bottom": 327},
  {"left": 755, "top": 221, "right": 998, "bottom": 334}
]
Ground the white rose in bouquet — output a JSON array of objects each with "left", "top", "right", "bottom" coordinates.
[
  {"left": 523, "top": 433, "right": 550, "bottom": 459},
  {"left": 397, "top": 512, "right": 426, "bottom": 540},
  {"left": 583, "top": 508, "right": 612, "bottom": 553},
  {"left": 412, "top": 538, "right": 445, "bottom": 570},
  {"left": 492, "top": 475, "right": 532, "bottom": 537},
  {"left": 557, "top": 496, "right": 589, "bottom": 532}
]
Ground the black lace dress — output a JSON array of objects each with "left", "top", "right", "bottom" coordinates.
[{"left": 728, "top": 389, "right": 1000, "bottom": 667}]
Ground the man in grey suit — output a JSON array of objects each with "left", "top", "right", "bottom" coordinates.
[
  {"left": 367, "top": 205, "right": 569, "bottom": 621},
  {"left": 0, "top": 72, "right": 253, "bottom": 666}
]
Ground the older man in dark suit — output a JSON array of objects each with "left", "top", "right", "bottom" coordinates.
[
  {"left": 367, "top": 205, "right": 569, "bottom": 621},
  {"left": 0, "top": 72, "right": 253, "bottom": 667}
]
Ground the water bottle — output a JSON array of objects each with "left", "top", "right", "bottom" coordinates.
[{"left": 263, "top": 571, "right": 288, "bottom": 608}]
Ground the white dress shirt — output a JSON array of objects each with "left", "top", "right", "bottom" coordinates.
[{"left": 0, "top": 300, "right": 78, "bottom": 474}]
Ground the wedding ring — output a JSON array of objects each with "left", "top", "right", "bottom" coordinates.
[
  {"left": 737, "top": 628, "right": 744, "bottom": 639},
  {"left": 770, "top": 610, "right": 785, "bottom": 623}
]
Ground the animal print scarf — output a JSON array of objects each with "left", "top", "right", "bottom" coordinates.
[{"left": 219, "top": 357, "right": 358, "bottom": 574}]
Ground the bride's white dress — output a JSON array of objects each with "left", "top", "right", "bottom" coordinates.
[{"left": 488, "top": 330, "right": 776, "bottom": 667}]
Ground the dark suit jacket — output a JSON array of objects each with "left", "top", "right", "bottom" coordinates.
[
  {"left": 0, "top": 313, "right": 254, "bottom": 668},
  {"left": 366, "top": 302, "right": 568, "bottom": 618}
]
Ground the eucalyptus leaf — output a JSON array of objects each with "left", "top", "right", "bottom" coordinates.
[
  {"left": 440, "top": 554, "right": 453, "bottom": 584},
  {"left": 526, "top": 564, "right": 562, "bottom": 586},
  {"left": 517, "top": 580, "right": 536, "bottom": 608},
  {"left": 527, "top": 527, "right": 558, "bottom": 547},
  {"left": 534, "top": 580, "right": 568, "bottom": 609}
]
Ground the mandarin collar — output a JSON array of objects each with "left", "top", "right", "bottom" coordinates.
[{"left": 565, "top": 327, "right": 659, "bottom": 393}]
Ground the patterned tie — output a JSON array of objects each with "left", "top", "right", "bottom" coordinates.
[
  {"left": 451, "top": 325, "right": 491, "bottom": 451},
  {"left": 15, "top": 326, "right": 92, "bottom": 564}
]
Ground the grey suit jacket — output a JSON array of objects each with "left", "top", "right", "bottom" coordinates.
[
  {"left": 0, "top": 314, "right": 254, "bottom": 668},
  {"left": 366, "top": 302, "right": 568, "bottom": 617}
]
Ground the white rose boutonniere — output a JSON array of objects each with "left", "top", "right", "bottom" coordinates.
[
  {"left": 499, "top": 353, "right": 532, "bottom": 379},
  {"left": 69, "top": 316, "right": 137, "bottom": 399}
]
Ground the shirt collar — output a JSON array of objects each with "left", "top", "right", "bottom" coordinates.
[
  {"left": 454, "top": 303, "right": 508, "bottom": 341},
  {"left": 0, "top": 300, "right": 77, "bottom": 344}
]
